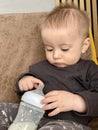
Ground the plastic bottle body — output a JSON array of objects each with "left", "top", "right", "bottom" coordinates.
[
  {"left": 8, "top": 85, "right": 45, "bottom": 130},
  {"left": 8, "top": 101, "right": 44, "bottom": 130}
]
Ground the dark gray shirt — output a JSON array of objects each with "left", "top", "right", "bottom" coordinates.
[{"left": 16, "top": 59, "right": 98, "bottom": 125}]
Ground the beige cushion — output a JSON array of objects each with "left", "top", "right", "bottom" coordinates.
[{"left": 0, "top": 13, "right": 46, "bottom": 102}]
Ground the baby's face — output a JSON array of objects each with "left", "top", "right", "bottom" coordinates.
[{"left": 41, "top": 27, "right": 87, "bottom": 67}]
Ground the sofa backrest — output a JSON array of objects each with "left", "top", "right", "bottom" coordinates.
[{"left": 0, "top": 13, "right": 46, "bottom": 102}]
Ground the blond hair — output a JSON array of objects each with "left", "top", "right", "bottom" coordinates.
[{"left": 41, "top": 4, "right": 89, "bottom": 39}]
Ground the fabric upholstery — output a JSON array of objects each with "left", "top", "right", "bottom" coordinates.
[{"left": 0, "top": 13, "right": 46, "bottom": 102}]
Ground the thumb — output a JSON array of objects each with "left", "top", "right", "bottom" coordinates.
[{"left": 33, "top": 78, "right": 44, "bottom": 88}]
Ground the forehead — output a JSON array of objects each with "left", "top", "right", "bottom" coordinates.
[
  {"left": 41, "top": 27, "right": 83, "bottom": 48},
  {"left": 41, "top": 26, "right": 79, "bottom": 42}
]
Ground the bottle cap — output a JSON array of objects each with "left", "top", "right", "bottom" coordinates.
[{"left": 21, "top": 84, "right": 44, "bottom": 108}]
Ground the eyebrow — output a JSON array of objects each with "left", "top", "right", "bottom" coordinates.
[
  {"left": 44, "top": 42, "right": 71, "bottom": 45},
  {"left": 60, "top": 43, "right": 72, "bottom": 47}
]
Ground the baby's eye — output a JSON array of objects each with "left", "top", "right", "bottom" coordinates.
[
  {"left": 45, "top": 47, "right": 53, "bottom": 52},
  {"left": 61, "top": 48, "right": 69, "bottom": 51}
]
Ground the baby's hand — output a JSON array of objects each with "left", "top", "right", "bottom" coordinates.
[
  {"left": 19, "top": 76, "right": 44, "bottom": 91},
  {"left": 41, "top": 90, "right": 87, "bottom": 116},
  {"left": 41, "top": 90, "right": 74, "bottom": 116}
]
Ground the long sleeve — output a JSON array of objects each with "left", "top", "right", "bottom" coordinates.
[{"left": 75, "top": 61, "right": 98, "bottom": 117}]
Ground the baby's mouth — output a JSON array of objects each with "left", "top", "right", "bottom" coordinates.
[{"left": 54, "top": 62, "right": 65, "bottom": 67}]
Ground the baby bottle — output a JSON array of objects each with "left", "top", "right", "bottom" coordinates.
[{"left": 8, "top": 84, "right": 45, "bottom": 130}]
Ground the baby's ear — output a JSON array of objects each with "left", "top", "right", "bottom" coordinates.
[{"left": 81, "top": 37, "right": 90, "bottom": 54}]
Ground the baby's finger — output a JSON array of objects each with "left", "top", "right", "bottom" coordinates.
[
  {"left": 33, "top": 79, "right": 44, "bottom": 88},
  {"left": 42, "top": 102, "right": 57, "bottom": 111},
  {"left": 19, "top": 84, "right": 29, "bottom": 91},
  {"left": 41, "top": 96, "right": 57, "bottom": 104},
  {"left": 45, "top": 91, "right": 58, "bottom": 97},
  {"left": 48, "top": 108, "right": 60, "bottom": 116}
]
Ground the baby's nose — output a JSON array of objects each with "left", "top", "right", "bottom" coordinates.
[{"left": 53, "top": 51, "right": 60, "bottom": 59}]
